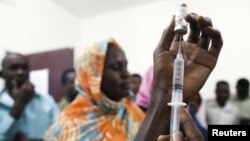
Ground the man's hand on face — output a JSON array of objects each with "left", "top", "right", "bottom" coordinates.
[{"left": 10, "top": 80, "right": 35, "bottom": 119}]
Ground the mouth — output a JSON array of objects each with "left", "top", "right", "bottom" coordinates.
[
  {"left": 120, "top": 82, "right": 130, "bottom": 91},
  {"left": 16, "top": 78, "right": 27, "bottom": 84},
  {"left": 12, "top": 76, "right": 28, "bottom": 86}
]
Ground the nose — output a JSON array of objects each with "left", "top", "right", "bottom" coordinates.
[
  {"left": 17, "top": 68, "right": 25, "bottom": 75},
  {"left": 121, "top": 69, "right": 129, "bottom": 79}
]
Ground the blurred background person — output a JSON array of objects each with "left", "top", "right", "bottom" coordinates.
[
  {"left": 0, "top": 53, "right": 59, "bottom": 141},
  {"left": 206, "top": 81, "right": 239, "bottom": 125},
  {"left": 135, "top": 66, "right": 153, "bottom": 112},
  {"left": 230, "top": 78, "right": 250, "bottom": 125},
  {"left": 129, "top": 73, "right": 142, "bottom": 96},
  {"left": 188, "top": 93, "right": 208, "bottom": 141},
  {"left": 58, "top": 68, "right": 78, "bottom": 111}
]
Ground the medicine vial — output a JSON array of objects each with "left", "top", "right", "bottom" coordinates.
[{"left": 174, "top": 4, "right": 188, "bottom": 35}]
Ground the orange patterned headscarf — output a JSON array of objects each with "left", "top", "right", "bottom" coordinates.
[{"left": 45, "top": 38, "right": 144, "bottom": 141}]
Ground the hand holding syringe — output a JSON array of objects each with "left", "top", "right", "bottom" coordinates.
[
  {"left": 167, "top": 4, "right": 188, "bottom": 140},
  {"left": 135, "top": 2, "right": 223, "bottom": 140}
]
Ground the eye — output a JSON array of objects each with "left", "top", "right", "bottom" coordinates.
[
  {"left": 21, "top": 64, "right": 29, "bottom": 70},
  {"left": 109, "top": 61, "right": 127, "bottom": 72},
  {"left": 111, "top": 64, "right": 120, "bottom": 71},
  {"left": 9, "top": 65, "right": 29, "bottom": 72},
  {"left": 9, "top": 64, "right": 18, "bottom": 70}
]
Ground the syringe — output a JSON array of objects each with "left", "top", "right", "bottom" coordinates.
[
  {"left": 167, "top": 44, "right": 186, "bottom": 135},
  {"left": 167, "top": 4, "right": 188, "bottom": 140}
]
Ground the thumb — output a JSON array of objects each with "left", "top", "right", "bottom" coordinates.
[
  {"left": 157, "top": 135, "right": 169, "bottom": 141},
  {"left": 172, "top": 131, "right": 184, "bottom": 141}
]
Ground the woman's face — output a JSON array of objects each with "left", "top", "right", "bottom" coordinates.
[{"left": 101, "top": 43, "right": 130, "bottom": 101}]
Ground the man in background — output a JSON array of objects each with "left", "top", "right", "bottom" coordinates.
[
  {"left": 231, "top": 78, "right": 250, "bottom": 125},
  {"left": 58, "top": 68, "right": 78, "bottom": 111},
  {"left": 206, "top": 81, "right": 239, "bottom": 125},
  {"left": 129, "top": 73, "right": 141, "bottom": 96},
  {"left": 0, "top": 53, "right": 59, "bottom": 141}
]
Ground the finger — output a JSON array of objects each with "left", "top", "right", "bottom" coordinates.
[
  {"left": 172, "top": 131, "right": 184, "bottom": 141},
  {"left": 157, "top": 135, "right": 170, "bottom": 141},
  {"left": 185, "top": 13, "right": 200, "bottom": 43},
  {"left": 156, "top": 16, "right": 175, "bottom": 52},
  {"left": 180, "top": 108, "right": 204, "bottom": 141},
  {"left": 21, "top": 81, "right": 35, "bottom": 94},
  {"left": 10, "top": 80, "right": 19, "bottom": 98},
  {"left": 204, "top": 26, "right": 223, "bottom": 58},
  {"left": 11, "top": 79, "right": 18, "bottom": 89},
  {"left": 21, "top": 81, "right": 32, "bottom": 88},
  {"left": 171, "top": 35, "right": 184, "bottom": 53},
  {"left": 173, "top": 34, "right": 183, "bottom": 42},
  {"left": 197, "top": 16, "right": 213, "bottom": 50},
  {"left": 27, "top": 81, "right": 35, "bottom": 89},
  {"left": 27, "top": 83, "right": 35, "bottom": 90}
]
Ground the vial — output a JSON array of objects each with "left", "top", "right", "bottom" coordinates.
[{"left": 174, "top": 4, "right": 188, "bottom": 35}]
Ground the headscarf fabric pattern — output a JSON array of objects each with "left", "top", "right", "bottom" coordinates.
[{"left": 45, "top": 38, "right": 144, "bottom": 141}]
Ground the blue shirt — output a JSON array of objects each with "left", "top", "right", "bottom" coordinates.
[
  {"left": 189, "top": 108, "right": 208, "bottom": 141},
  {"left": 0, "top": 88, "right": 59, "bottom": 141}
]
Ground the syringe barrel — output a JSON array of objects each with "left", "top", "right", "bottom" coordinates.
[
  {"left": 172, "top": 54, "right": 184, "bottom": 93},
  {"left": 169, "top": 51, "right": 185, "bottom": 135},
  {"left": 170, "top": 54, "right": 184, "bottom": 134}
]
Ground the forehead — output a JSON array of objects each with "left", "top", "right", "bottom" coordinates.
[
  {"left": 3, "top": 54, "right": 28, "bottom": 67},
  {"left": 105, "top": 44, "right": 127, "bottom": 63},
  {"left": 131, "top": 76, "right": 141, "bottom": 81},
  {"left": 66, "top": 71, "right": 75, "bottom": 79},
  {"left": 217, "top": 83, "right": 229, "bottom": 89}
]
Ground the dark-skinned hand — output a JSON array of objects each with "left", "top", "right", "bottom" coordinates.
[
  {"left": 10, "top": 80, "right": 35, "bottom": 119},
  {"left": 135, "top": 7, "right": 223, "bottom": 141},
  {"left": 152, "top": 13, "right": 223, "bottom": 105}
]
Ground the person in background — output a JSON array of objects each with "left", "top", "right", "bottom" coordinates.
[
  {"left": 45, "top": 38, "right": 144, "bottom": 141},
  {"left": 206, "top": 81, "right": 239, "bottom": 125},
  {"left": 129, "top": 73, "right": 142, "bottom": 96},
  {"left": 188, "top": 93, "right": 208, "bottom": 141},
  {"left": 58, "top": 68, "right": 78, "bottom": 111},
  {"left": 0, "top": 53, "right": 59, "bottom": 141},
  {"left": 231, "top": 78, "right": 250, "bottom": 125},
  {"left": 135, "top": 66, "right": 153, "bottom": 112}
]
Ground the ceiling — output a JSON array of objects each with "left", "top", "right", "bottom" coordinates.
[{"left": 52, "top": 0, "right": 163, "bottom": 19}]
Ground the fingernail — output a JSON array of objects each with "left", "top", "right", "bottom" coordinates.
[{"left": 173, "top": 132, "right": 181, "bottom": 141}]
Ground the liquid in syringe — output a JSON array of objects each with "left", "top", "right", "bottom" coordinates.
[{"left": 168, "top": 45, "right": 186, "bottom": 134}]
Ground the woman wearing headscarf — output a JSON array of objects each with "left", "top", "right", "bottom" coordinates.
[{"left": 45, "top": 38, "right": 144, "bottom": 141}]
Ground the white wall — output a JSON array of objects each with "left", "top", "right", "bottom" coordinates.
[
  {"left": 78, "top": 0, "right": 250, "bottom": 99},
  {"left": 0, "top": 0, "right": 81, "bottom": 54},
  {"left": 1, "top": 0, "right": 250, "bottom": 100},
  {"left": 0, "top": 0, "right": 81, "bottom": 90}
]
